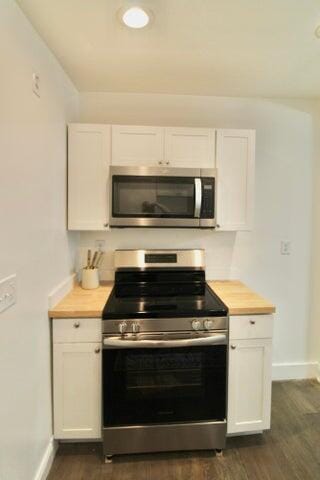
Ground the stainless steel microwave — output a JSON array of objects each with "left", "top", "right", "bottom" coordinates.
[{"left": 109, "top": 166, "right": 217, "bottom": 228}]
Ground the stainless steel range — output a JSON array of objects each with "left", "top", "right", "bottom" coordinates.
[{"left": 102, "top": 249, "right": 228, "bottom": 462}]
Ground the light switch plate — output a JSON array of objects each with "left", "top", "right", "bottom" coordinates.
[{"left": 0, "top": 274, "right": 17, "bottom": 313}]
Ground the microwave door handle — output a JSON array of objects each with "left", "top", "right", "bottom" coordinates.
[
  {"left": 194, "top": 178, "right": 202, "bottom": 218},
  {"left": 103, "top": 333, "right": 227, "bottom": 349}
]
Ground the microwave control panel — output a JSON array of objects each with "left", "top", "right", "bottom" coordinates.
[{"left": 200, "top": 178, "right": 215, "bottom": 218}]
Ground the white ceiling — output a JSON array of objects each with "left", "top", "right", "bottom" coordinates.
[{"left": 16, "top": 0, "right": 320, "bottom": 98}]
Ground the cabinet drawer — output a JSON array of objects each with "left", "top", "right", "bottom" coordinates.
[
  {"left": 229, "top": 315, "right": 273, "bottom": 340},
  {"left": 53, "top": 318, "right": 101, "bottom": 343}
]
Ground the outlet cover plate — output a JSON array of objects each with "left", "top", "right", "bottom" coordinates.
[{"left": 0, "top": 274, "right": 17, "bottom": 313}]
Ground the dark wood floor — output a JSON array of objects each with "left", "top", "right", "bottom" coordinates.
[{"left": 48, "top": 380, "right": 320, "bottom": 480}]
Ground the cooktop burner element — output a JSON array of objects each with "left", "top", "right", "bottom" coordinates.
[
  {"left": 102, "top": 249, "right": 228, "bottom": 333},
  {"left": 103, "top": 284, "right": 227, "bottom": 319}
]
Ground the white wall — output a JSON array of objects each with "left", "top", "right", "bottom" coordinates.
[
  {"left": 0, "top": 2, "right": 78, "bottom": 480},
  {"left": 79, "top": 92, "right": 316, "bottom": 372}
]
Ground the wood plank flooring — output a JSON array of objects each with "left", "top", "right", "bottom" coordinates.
[{"left": 48, "top": 380, "right": 320, "bottom": 480}]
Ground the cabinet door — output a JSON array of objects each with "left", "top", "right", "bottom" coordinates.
[
  {"left": 216, "top": 129, "right": 255, "bottom": 231},
  {"left": 111, "top": 125, "right": 164, "bottom": 166},
  {"left": 68, "top": 124, "right": 110, "bottom": 231},
  {"left": 165, "top": 127, "right": 215, "bottom": 168},
  {"left": 53, "top": 342, "right": 101, "bottom": 439},
  {"left": 227, "top": 338, "right": 272, "bottom": 434}
]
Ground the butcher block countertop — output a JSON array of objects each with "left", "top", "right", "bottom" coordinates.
[{"left": 49, "top": 280, "right": 275, "bottom": 318}]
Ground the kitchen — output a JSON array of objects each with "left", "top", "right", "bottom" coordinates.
[{"left": 1, "top": 1, "right": 320, "bottom": 479}]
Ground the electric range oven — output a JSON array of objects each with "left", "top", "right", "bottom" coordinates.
[{"left": 101, "top": 249, "right": 228, "bottom": 461}]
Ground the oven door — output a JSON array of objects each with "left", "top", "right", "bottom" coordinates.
[
  {"left": 109, "top": 166, "right": 203, "bottom": 227},
  {"left": 102, "top": 332, "right": 227, "bottom": 428}
]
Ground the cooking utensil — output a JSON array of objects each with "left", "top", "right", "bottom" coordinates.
[
  {"left": 91, "top": 251, "right": 98, "bottom": 269},
  {"left": 87, "top": 249, "right": 91, "bottom": 269}
]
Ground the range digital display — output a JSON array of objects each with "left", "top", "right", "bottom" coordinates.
[{"left": 145, "top": 254, "right": 177, "bottom": 264}]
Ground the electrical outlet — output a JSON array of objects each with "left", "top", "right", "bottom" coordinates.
[
  {"left": 280, "top": 241, "right": 291, "bottom": 255},
  {"left": 32, "top": 73, "right": 40, "bottom": 97},
  {"left": 95, "top": 239, "right": 106, "bottom": 251},
  {"left": 0, "top": 274, "right": 17, "bottom": 313}
]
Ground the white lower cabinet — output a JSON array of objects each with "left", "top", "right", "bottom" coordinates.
[
  {"left": 227, "top": 316, "right": 273, "bottom": 435},
  {"left": 53, "top": 337, "right": 102, "bottom": 439}
]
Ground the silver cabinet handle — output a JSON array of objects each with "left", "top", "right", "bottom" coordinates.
[
  {"left": 194, "top": 178, "right": 202, "bottom": 218},
  {"left": 95, "top": 347, "right": 101, "bottom": 354},
  {"left": 250, "top": 320, "right": 256, "bottom": 325},
  {"left": 73, "top": 321, "right": 80, "bottom": 328},
  {"left": 231, "top": 344, "right": 236, "bottom": 350}
]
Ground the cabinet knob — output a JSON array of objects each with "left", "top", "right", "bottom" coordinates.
[
  {"left": 250, "top": 320, "right": 256, "bottom": 325},
  {"left": 95, "top": 347, "right": 101, "bottom": 354},
  {"left": 158, "top": 161, "right": 163, "bottom": 165},
  {"left": 215, "top": 224, "right": 220, "bottom": 229},
  {"left": 73, "top": 321, "right": 80, "bottom": 328},
  {"left": 231, "top": 344, "right": 236, "bottom": 350},
  {"left": 165, "top": 161, "right": 169, "bottom": 165},
  {"left": 104, "top": 223, "right": 109, "bottom": 228}
]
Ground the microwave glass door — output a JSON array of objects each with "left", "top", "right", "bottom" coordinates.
[
  {"left": 103, "top": 345, "right": 226, "bottom": 427},
  {"left": 112, "top": 176, "right": 196, "bottom": 218}
]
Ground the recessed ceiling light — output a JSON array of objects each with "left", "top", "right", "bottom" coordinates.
[{"left": 121, "top": 6, "right": 151, "bottom": 29}]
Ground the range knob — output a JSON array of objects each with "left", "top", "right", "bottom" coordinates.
[
  {"left": 119, "top": 322, "right": 128, "bottom": 334},
  {"left": 132, "top": 322, "right": 140, "bottom": 334},
  {"left": 204, "top": 319, "right": 214, "bottom": 330},
  {"left": 192, "top": 319, "right": 202, "bottom": 331}
]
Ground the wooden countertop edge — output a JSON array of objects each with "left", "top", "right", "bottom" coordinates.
[
  {"left": 49, "top": 307, "right": 275, "bottom": 318},
  {"left": 49, "top": 279, "right": 276, "bottom": 319}
]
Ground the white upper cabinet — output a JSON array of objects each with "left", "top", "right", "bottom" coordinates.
[
  {"left": 216, "top": 129, "right": 255, "bottom": 231},
  {"left": 111, "top": 125, "right": 164, "bottom": 166},
  {"left": 164, "top": 127, "right": 215, "bottom": 168},
  {"left": 68, "top": 124, "right": 110, "bottom": 231}
]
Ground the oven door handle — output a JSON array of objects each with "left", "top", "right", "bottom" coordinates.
[{"left": 103, "top": 333, "right": 227, "bottom": 349}]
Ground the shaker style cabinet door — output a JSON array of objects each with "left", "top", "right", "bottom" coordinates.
[
  {"left": 53, "top": 342, "right": 102, "bottom": 439},
  {"left": 68, "top": 124, "right": 110, "bottom": 230},
  {"left": 164, "top": 127, "right": 215, "bottom": 168},
  {"left": 111, "top": 125, "right": 164, "bottom": 166},
  {"left": 216, "top": 129, "right": 255, "bottom": 231},
  {"left": 227, "top": 338, "right": 272, "bottom": 434}
]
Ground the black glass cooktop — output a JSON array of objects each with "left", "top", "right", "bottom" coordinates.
[{"left": 102, "top": 269, "right": 228, "bottom": 320}]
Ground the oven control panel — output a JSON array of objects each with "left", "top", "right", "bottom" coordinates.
[{"left": 103, "top": 316, "right": 228, "bottom": 335}]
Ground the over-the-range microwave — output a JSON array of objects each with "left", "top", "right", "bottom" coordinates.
[{"left": 109, "top": 166, "right": 217, "bottom": 228}]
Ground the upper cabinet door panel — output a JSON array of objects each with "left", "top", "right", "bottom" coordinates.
[
  {"left": 165, "top": 127, "right": 215, "bottom": 168},
  {"left": 111, "top": 125, "right": 164, "bottom": 166},
  {"left": 216, "top": 129, "right": 255, "bottom": 231},
  {"left": 68, "top": 124, "right": 110, "bottom": 231}
]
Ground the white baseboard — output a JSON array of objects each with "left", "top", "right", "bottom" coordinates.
[
  {"left": 48, "top": 273, "right": 76, "bottom": 309},
  {"left": 272, "top": 361, "right": 320, "bottom": 381},
  {"left": 34, "top": 437, "right": 58, "bottom": 480}
]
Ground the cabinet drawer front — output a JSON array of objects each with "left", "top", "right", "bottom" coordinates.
[
  {"left": 53, "top": 318, "right": 101, "bottom": 343},
  {"left": 229, "top": 315, "right": 273, "bottom": 340}
]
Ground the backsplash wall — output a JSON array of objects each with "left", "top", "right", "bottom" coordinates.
[{"left": 77, "top": 92, "right": 314, "bottom": 369}]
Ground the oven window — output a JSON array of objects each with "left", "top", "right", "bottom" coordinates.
[
  {"left": 112, "top": 176, "right": 195, "bottom": 218},
  {"left": 103, "top": 345, "right": 226, "bottom": 427}
]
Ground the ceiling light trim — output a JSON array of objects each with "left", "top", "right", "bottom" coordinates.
[{"left": 118, "top": 5, "right": 153, "bottom": 30}]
